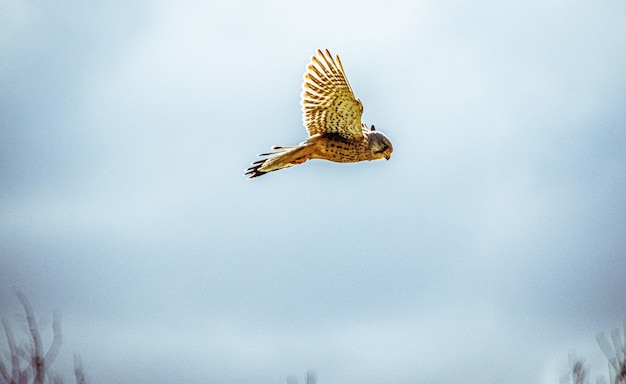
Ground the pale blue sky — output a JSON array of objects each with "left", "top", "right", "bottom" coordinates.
[{"left": 1, "top": 0, "right": 625, "bottom": 383}]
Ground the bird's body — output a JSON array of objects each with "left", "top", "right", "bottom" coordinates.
[
  {"left": 245, "top": 49, "right": 393, "bottom": 178},
  {"left": 311, "top": 132, "right": 370, "bottom": 162}
]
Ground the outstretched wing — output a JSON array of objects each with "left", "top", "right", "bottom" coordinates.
[{"left": 301, "top": 49, "right": 365, "bottom": 139}]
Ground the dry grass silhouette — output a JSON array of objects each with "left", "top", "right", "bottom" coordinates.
[
  {"left": 563, "top": 322, "right": 626, "bottom": 384},
  {"left": 3, "top": 288, "right": 623, "bottom": 384},
  {"left": 0, "top": 290, "right": 87, "bottom": 384}
]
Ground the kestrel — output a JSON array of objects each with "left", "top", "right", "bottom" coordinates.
[{"left": 244, "top": 49, "right": 393, "bottom": 178}]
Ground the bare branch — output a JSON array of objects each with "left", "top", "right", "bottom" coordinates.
[
  {"left": 1, "top": 318, "right": 20, "bottom": 384},
  {"left": 572, "top": 360, "right": 589, "bottom": 384},
  {"left": 14, "top": 291, "right": 45, "bottom": 384},
  {"left": 74, "top": 355, "right": 87, "bottom": 384},
  {"left": 18, "top": 368, "right": 30, "bottom": 384},
  {"left": 43, "top": 312, "right": 62, "bottom": 368},
  {"left": 2, "top": 291, "right": 90, "bottom": 384},
  {"left": 612, "top": 328, "right": 624, "bottom": 365},
  {"left": 597, "top": 332, "right": 620, "bottom": 372},
  {"left": 0, "top": 358, "right": 9, "bottom": 384}
]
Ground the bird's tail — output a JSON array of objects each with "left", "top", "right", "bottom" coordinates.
[{"left": 245, "top": 143, "right": 313, "bottom": 178}]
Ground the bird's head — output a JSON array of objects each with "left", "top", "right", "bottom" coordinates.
[{"left": 366, "top": 125, "right": 393, "bottom": 160}]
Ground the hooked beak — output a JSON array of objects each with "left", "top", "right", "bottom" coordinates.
[{"left": 385, "top": 154, "right": 391, "bottom": 160}]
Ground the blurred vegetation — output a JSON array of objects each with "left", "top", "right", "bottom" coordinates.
[
  {"left": 563, "top": 322, "right": 626, "bottom": 384},
  {"left": 287, "top": 370, "right": 317, "bottom": 384},
  {"left": 3, "top": 289, "right": 624, "bottom": 384},
  {"left": 0, "top": 290, "right": 87, "bottom": 384}
]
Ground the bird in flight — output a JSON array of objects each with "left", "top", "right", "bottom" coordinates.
[{"left": 244, "top": 49, "right": 393, "bottom": 178}]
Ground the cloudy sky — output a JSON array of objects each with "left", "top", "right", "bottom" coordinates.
[{"left": 1, "top": 0, "right": 625, "bottom": 383}]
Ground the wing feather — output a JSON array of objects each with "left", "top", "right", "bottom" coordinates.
[{"left": 301, "top": 49, "right": 364, "bottom": 139}]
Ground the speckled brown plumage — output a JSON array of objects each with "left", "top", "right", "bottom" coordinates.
[{"left": 245, "top": 49, "right": 393, "bottom": 179}]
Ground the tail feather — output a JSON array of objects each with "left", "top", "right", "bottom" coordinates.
[{"left": 245, "top": 145, "right": 311, "bottom": 178}]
